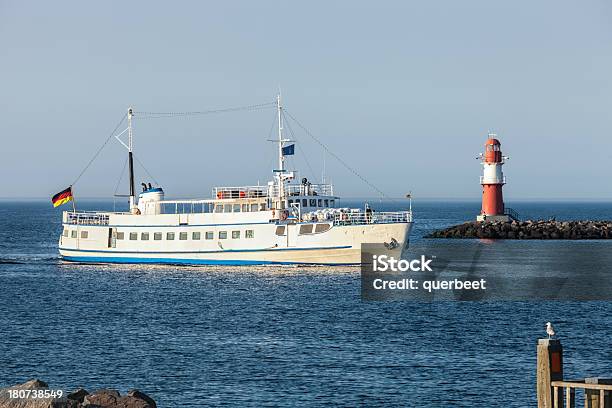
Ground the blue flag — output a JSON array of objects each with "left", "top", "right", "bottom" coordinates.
[{"left": 282, "top": 144, "right": 295, "bottom": 156}]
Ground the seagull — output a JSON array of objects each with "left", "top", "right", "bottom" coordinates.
[{"left": 546, "top": 322, "right": 556, "bottom": 339}]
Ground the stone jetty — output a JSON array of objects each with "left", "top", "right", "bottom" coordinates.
[
  {"left": 426, "top": 220, "right": 612, "bottom": 239},
  {"left": 0, "top": 379, "right": 156, "bottom": 408}
]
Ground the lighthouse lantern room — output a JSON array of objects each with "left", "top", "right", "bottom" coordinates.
[{"left": 477, "top": 133, "right": 511, "bottom": 223}]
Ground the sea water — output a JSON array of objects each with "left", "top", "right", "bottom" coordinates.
[{"left": 0, "top": 200, "right": 611, "bottom": 407}]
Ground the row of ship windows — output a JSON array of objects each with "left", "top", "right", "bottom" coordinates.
[
  {"left": 212, "top": 199, "right": 336, "bottom": 213},
  {"left": 64, "top": 229, "right": 255, "bottom": 240},
  {"left": 288, "top": 198, "right": 335, "bottom": 208},
  {"left": 120, "top": 230, "right": 255, "bottom": 240},
  {"left": 64, "top": 224, "right": 331, "bottom": 240},
  {"left": 275, "top": 223, "right": 331, "bottom": 236},
  {"left": 214, "top": 203, "right": 266, "bottom": 213}
]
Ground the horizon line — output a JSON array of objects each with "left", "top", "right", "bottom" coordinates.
[{"left": 2, "top": 196, "right": 612, "bottom": 202}]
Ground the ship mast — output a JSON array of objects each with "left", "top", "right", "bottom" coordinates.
[
  {"left": 276, "top": 93, "right": 285, "bottom": 206},
  {"left": 127, "top": 107, "right": 136, "bottom": 213}
]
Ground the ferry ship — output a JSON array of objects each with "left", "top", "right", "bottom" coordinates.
[{"left": 58, "top": 96, "right": 413, "bottom": 265}]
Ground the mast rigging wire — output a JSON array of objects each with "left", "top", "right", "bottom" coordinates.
[
  {"left": 113, "top": 156, "right": 128, "bottom": 196},
  {"left": 283, "top": 109, "right": 390, "bottom": 200},
  {"left": 71, "top": 101, "right": 273, "bottom": 189},
  {"left": 281, "top": 110, "right": 317, "bottom": 182},
  {"left": 265, "top": 110, "right": 279, "bottom": 172},
  {"left": 133, "top": 153, "right": 160, "bottom": 186},
  {"left": 71, "top": 101, "right": 396, "bottom": 202},
  {"left": 133, "top": 101, "right": 276, "bottom": 119},
  {"left": 71, "top": 113, "right": 127, "bottom": 187}
]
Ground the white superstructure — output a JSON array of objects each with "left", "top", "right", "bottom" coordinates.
[{"left": 58, "top": 97, "right": 413, "bottom": 265}]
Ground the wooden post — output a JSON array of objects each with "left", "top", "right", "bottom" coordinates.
[
  {"left": 566, "top": 387, "right": 575, "bottom": 408},
  {"left": 585, "top": 379, "right": 612, "bottom": 408},
  {"left": 538, "top": 339, "right": 564, "bottom": 408}
]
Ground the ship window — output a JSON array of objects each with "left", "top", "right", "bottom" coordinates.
[
  {"left": 179, "top": 232, "right": 188, "bottom": 240},
  {"left": 250, "top": 203, "right": 259, "bottom": 212},
  {"left": 324, "top": 199, "right": 329, "bottom": 207},
  {"left": 246, "top": 230, "right": 254, "bottom": 238},
  {"left": 260, "top": 203, "right": 266, "bottom": 211},
  {"left": 116, "top": 232, "right": 124, "bottom": 240},
  {"left": 224, "top": 204, "right": 232, "bottom": 213},
  {"left": 192, "top": 232, "right": 201, "bottom": 240},
  {"left": 302, "top": 199, "right": 307, "bottom": 207},
  {"left": 154, "top": 232, "right": 162, "bottom": 240},
  {"left": 219, "top": 231, "right": 227, "bottom": 239},
  {"left": 62, "top": 228, "right": 68, "bottom": 237},
  {"left": 71, "top": 230, "right": 77, "bottom": 238},
  {"left": 215, "top": 204, "right": 223, "bottom": 213},
  {"left": 130, "top": 232, "right": 138, "bottom": 240},
  {"left": 167, "top": 232, "right": 175, "bottom": 240},
  {"left": 205, "top": 231, "right": 214, "bottom": 240},
  {"left": 299, "top": 224, "right": 314, "bottom": 235},
  {"left": 318, "top": 199, "right": 322, "bottom": 207},
  {"left": 81, "top": 230, "right": 88, "bottom": 239},
  {"left": 315, "top": 223, "right": 331, "bottom": 233},
  {"left": 141, "top": 232, "right": 149, "bottom": 240},
  {"left": 232, "top": 231, "right": 240, "bottom": 239},
  {"left": 242, "top": 204, "right": 249, "bottom": 212},
  {"left": 275, "top": 226, "right": 286, "bottom": 236},
  {"left": 310, "top": 199, "right": 317, "bottom": 207},
  {"left": 233, "top": 204, "right": 241, "bottom": 212},
  {"left": 330, "top": 200, "right": 335, "bottom": 207}
]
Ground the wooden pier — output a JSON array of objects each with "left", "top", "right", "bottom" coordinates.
[{"left": 537, "top": 338, "right": 612, "bottom": 407}]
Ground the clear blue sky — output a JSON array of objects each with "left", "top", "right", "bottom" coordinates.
[{"left": 2, "top": 0, "right": 611, "bottom": 200}]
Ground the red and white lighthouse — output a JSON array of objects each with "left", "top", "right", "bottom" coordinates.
[{"left": 477, "top": 133, "right": 510, "bottom": 222}]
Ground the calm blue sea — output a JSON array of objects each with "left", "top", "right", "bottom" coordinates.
[{"left": 0, "top": 200, "right": 611, "bottom": 407}]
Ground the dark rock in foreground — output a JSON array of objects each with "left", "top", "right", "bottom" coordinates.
[
  {"left": 425, "top": 220, "right": 612, "bottom": 240},
  {"left": 0, "top": 379, "right": 156, "bottom": 408}
]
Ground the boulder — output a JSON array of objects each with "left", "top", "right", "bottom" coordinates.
[
  {"left": 0, "top": 379, "right": 57, "bottom": 408},
  {"left": 66, "top": 389, "right": 88, "bottom": 404},
  {"left": 126, "top": 391, "right": 155, "bottom": 408},
  {"left": 82, "top": 390, "right": 120, "bottom": 407}
]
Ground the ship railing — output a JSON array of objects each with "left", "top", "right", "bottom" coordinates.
[
  {"left": 212, "top": 186, "right": 268, "bottom": 199},
  {"left": 271, "top": 183, "right": 334, "bottom": 197},
  {"left": 158, "top": 200, "right": 214, "bottom": 214},
  {"left": 333, "top": 211, "right": 412, "bottom": 226},
  {"left": 65, "top": 212, "right": 111, "bottom": 225}
]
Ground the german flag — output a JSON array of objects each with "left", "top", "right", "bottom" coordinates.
[{"left": 51, "top": 186, "right": 73, "bottom": 207}]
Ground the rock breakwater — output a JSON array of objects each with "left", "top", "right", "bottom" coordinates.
[
  {"left": 426, "top": 220, "right": 612, "bottom": 239},
  {"left": 0, "top": 379, "right": 156, "bottom": 408}
]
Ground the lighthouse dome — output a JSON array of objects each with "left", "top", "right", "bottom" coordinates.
[{"left": 484, "top": 137, "right": 502, "bottom": 163}]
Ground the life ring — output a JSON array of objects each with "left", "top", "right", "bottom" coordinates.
[
  {"left": 280, "top": 210, "right": 288, "bottom": 221},
  {"left": 272, "top": 209, "right": 276, "bottom": 218}
]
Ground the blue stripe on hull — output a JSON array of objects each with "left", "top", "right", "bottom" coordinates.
[
  {"left": 61, "top": 255, "right": 358, "bottom": 266},
  {"left": 58, "top": 245, "right": 351, "bottom": 254}
]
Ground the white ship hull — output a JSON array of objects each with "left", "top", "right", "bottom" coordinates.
[{"left": 59, "top": 211, "right": 412, "bottom": 265}]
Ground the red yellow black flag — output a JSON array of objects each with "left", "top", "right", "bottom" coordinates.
[{"left": 51, "top": 186, "right": 73, "bottom": 207}]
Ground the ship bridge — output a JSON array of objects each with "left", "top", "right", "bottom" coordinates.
[{"left": 212, "top": 179, "right": 337, "bottom": 214}]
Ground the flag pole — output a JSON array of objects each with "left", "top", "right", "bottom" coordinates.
[{"left": 71, "top": 185, "right": 76, "bottom": 213}]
